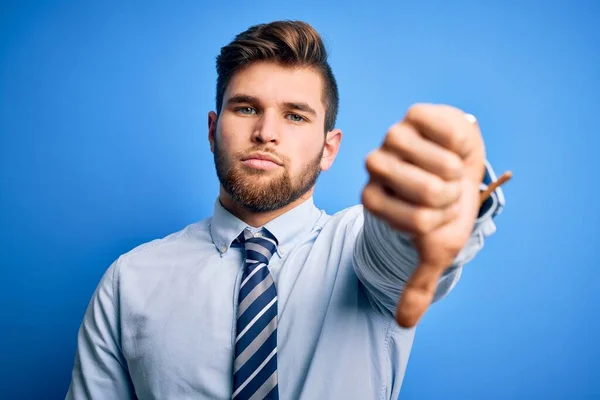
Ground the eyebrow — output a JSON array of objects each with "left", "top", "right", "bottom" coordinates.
[
  {"left": 283, "top": 102, "right": 317, "bottom": 117},
  {"left": 226, "top": 94, "right": 259, "bottom": 105},
  {"left": 226, "top": 94, "right": 317, "bottom": 116}
]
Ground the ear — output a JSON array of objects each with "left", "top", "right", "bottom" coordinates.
[
  {"left": 208, "top": 111, "right": 218, "bottom": 153},
  {"left": 320, "top": 128, "right": 343, "bottom": 171}
]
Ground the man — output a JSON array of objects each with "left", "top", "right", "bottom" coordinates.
[{"left": 66, "top": 20, "right": 505, "bottom": 399}]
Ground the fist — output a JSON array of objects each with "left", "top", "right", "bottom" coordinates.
[{"left": 362, "top": 103, "right": 485, "bottom": 328}]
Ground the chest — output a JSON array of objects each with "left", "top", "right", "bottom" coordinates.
[{"left": 119, "top": 242, "right": 361, "bottom": 398}]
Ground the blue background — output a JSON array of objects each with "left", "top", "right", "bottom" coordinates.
[{"left": 1, "top": 1, "right": 598, "bottom": 399}]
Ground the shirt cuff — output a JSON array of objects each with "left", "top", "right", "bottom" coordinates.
[
  {"left": 451, "top": 159, "right": 505, "bottom": 268},
  {"left": 475, "top": 159, "right": 506, "bottom": 236}
]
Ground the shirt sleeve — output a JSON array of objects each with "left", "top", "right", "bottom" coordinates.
[
  {"left": 65, "top": 259, "right": 137, "bottom": 400},
  {"left": 353, "top": 159, "right": 506, "bottom": 317}
]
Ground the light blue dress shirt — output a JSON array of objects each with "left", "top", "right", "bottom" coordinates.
[{"left": 66, "top": 161, "right": 505, "bottom": 400}]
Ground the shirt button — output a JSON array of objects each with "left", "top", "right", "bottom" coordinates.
[
  {"left": 219, "top": 245, "right": 227, "bottom": 253},
  {"left": 254, "top": 232, "right": 263, "bottom": 238}
]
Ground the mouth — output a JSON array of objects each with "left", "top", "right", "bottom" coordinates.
[{"left": 240, "top": 152, "right": 283, "bottom": 170}]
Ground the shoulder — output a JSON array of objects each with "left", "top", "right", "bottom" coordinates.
[
  {"left": 128, "top": 218, "right": 210, "bottom": 255},
  {"left": 313, "top": 204, "right": 365, "bottom": 245},
  {"left": 319, "top": 204, "right": 364, "bottom": 231},
  {"left": 111, "top": 217, "right": 214, "bottom": 276}
]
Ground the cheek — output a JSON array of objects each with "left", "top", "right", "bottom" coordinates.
[
  {"left": 286, "top": 133, "right": 323, "bottom": 173},
  {"left": 299, "top": 129, "right": 324, "bottom": 157},
  {"left": 216, "top": 118, "right": 246, "bottom": 153}
]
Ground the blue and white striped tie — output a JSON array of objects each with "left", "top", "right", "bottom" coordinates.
[{"left": 232, "top": 229, "right": 279, "bottom": 400}]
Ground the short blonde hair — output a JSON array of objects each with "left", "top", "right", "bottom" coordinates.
[{"left": 215, "top": 20, "right": 339, "bottom": 132}]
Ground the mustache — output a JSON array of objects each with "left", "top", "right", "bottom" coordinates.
[{"left": 237, "top": 147, "right": 288, "bottom": 164}]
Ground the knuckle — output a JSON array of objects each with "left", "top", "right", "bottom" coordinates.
[
  {"left": 361, "top": 184, "right": 383, "bottom": 214},
  {"left": 364, "top": 152, "right": 376, "bottom": 172},
  {"left": 450, "top": 128, "right": 468, "bottom": 152},
  {"left": 405, "top": 103, "right": 430, "bottom": 121},
  {"left": 396, "top": 129, "right": 414, "bottom": 153},
  {"left": 411, "top": 208, "right": 434, "bottom": 235},
  {"left": 421, "top": 179, "right": 444, "bottom": 205},
  {"left": 387, "top": 121, "right": 403, "bottom": 134},
  {"left": 441, "top": 154, "right": 463, "bottom": 179},
  {"left": 385, "top": 125, "right": 408, "bottom": 151},
  {"left": 365, "top": 151, "right": 387, "bottom": 176},
  {"left": 448, "top": 181, "right": 462, "bottom": 201}
]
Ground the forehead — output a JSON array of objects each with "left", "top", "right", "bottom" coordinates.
[{"left": 224, "top": 62, "right": 325, "bottom": 113}]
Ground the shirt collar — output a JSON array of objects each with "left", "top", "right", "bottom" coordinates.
[{"left": 209, "top": 196, "right": 322, "bottom": 257}]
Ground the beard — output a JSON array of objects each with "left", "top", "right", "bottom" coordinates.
[{"left": 213, "top": 140, "right": 324, "bottom": 213}]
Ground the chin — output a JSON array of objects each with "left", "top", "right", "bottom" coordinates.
[{"left": 240, "top": 166, "right": 282, "bottom": 176}]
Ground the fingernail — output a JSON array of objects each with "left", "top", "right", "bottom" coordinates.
[{"left": 465, "top": 113, "right": 477, "bottom": 124}]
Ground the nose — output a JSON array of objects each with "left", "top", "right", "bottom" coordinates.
[{"left": 252, "top": 109, "right": 280, "bottom": 144}]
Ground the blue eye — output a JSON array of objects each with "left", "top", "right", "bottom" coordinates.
[
  {"left": 237, "top": 107, "right": 256, "bottom": 115},
  {"left": 287, "top": 114, "right": 304, "bottom": 122}
]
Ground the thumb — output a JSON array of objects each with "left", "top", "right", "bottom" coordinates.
[
  {"left": 462, "top": 120, "right": 486, "bottom": 184},
  {"left": 395, "top": 260, "right": 445, "bottom": 328}
]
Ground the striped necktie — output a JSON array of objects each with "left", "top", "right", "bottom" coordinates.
[{"left": 232, "top": 229, "right": 279, "bottom": 400}]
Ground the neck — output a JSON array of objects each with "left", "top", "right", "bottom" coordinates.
[{"left": 218, "top": 187, "right": 314, "bottom": 228}]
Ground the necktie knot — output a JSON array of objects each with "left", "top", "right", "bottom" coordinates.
[{"left": 238, "top": 229, "right": 278, "bottom": 266}]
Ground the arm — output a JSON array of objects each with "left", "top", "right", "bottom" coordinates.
[
  {"left": 354, "top": 159, "right": 505, "bottom": 317},
  {"left": 65, "top": 260, "right": 136, "bottom": 400},
  {"left": 360, "top": 104, "right": 507, "bottom": 327}
]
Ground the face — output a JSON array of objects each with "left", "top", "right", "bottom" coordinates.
[{"left": 209, "top": 61, "right": 341, "bottom": 213}]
